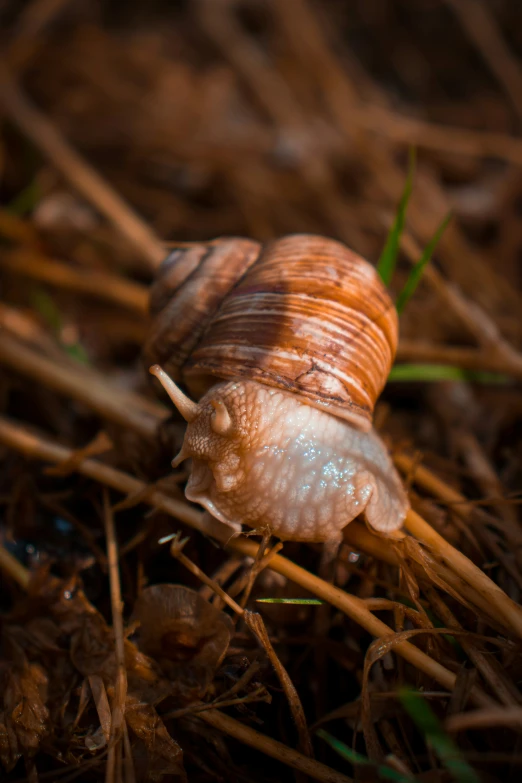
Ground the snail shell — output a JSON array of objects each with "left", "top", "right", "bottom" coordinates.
[{"left": 145, "top": 234, "right": 409, "bottom": 543}]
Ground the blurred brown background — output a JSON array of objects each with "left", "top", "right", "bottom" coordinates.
[
  {"left": 2, "top": 3, "right": 522, "bottom": 782},
  {"left": 2, "top": 0, "right": 522, "bottom": 352}
]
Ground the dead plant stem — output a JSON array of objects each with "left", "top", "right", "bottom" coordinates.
[
  {"left": 426, "top": 587, "right": 522, "bottom": 707},
  {"left": 3, "top": 330, "right": 521, "bottom": 632},
  {"left": 0, "top": 543, "right": 31, "bottom": 589},
  {"left": 343, "top": 522, "right": 518, "bottom": 638},
  {"left": 444, "top": 0, "right": 522, "bottom": 123},
  {"left": 396, "top": 340, "right": 522, "bottom": 381},
  {"left": 200, "top": 708, "right": 353, "bottom": 783},
  {"left": 0, "top": 65, "right": 164, "bottom": 269},
  {"left": 404, "top": 508, "right": 522, "bottom": 639},
  {"left": 1, "top": 250, "right": 149, "bottom": 314},
  {"left": 0, "top": 414, "right": 490, "bottom": 704},
  {"left": 0, "top": 331, "right": 166, "bottom": 438},
  {"left": 102, "top": 491, "right": 130, "bottom": 779}
]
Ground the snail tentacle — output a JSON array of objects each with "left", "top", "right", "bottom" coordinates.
[
  {"left": 149, "top": 364, "right": 199, "bottom": 423},
  {"left": 171, "top": 445, "right": 190, "bottom": 469},
  {"left": 210, "top": 399, "right": 233, "bottom": 436}
]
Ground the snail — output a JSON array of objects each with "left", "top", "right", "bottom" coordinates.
[{"left": 144, "top": 234, "right": 409, "bottom": 549}]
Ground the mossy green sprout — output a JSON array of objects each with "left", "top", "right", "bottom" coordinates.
[
  {"left": 395, "top": 212, "right": 451, "bottom": 315},
  {"left": 377, "top": 148, "right": 417, "bottom": 289},
  {"left": 377, "top": 148, "right": 450, "bottom": 314},
  {"left": 31, "top": 288, "right": 90, "bottom": 365},
  {"left": 399, "top": 689, "right": 480, "bottom": 783},
  {"left": 316, "top": 728, "right": 414, "bottom": 782},
  {"left": 388, "top": 364, "right": 509, "bottom": 384},
  {"left": 6, "top": 176, "right": 40, "bottom": 217},
  {"left": 380, "top": 152, "right": 506, "bottom": 384},
  {"left": 315, "top": 691, "right": 481, "bottom": 783}
]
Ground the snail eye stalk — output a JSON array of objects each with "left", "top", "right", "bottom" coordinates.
[{"left": 149, "top": 364, "right": 199, "bottom": 423}]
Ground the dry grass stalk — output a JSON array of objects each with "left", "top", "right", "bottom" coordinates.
[
  {"left": 0, "top": 415, "right": 488, "bottom": 702},
  {"left": 198, "top": 708, "right": 354, "bottom": 783},
  {"left": 445, "top": 706, "right": 522, "bottom": 733},
  {"left": 45, "top": 430, "right": 113, "bottom": 477},
  {"left": 353, "top": 103, "right": 522, "bottom": 165},
  {"left": 2, "top": 326, "right": 519, "bottom": 635},
  {"left": 0, "top": 410, "right": 517, "bottom": 705},
  {"left": 198, "top": 557, "right": 244, "bottom": 603},
  {"left": 426, "top": 587, "right": 522, "bottom": 707},
  {"left": 1, "top": 1, "right": 521, "bottom": 777},
  {"left": 1, "top": 249, "right": 149, "bottom": 314},
  {"left": 273, "top": 0, "right": 517, "bottom": 313},
  {"left": 244, "top": 610, "right": 314, "bottom": 758},
  {"left": 0, "top": 65, "right": 164, "bottom": 269},
  {"left": 401, "top": 231, "right": 522, "bottom": 375},
  {"left": 1, "top": 341, "right": 518, "bottom": 642},
  {"left": 0, "top": 543, "right": 31, "bottom": 590},
  {"left": 228, "top": 538, "right": 491, "bottom": 705},
  {"left": 197, "top": 0, "right": 364, "bottom": 249},
  {"left": 168, "top": 532, "right": 244, "bottom": 616},
  {"left": 404, "top": 508, "right": 522, "bottom": 639},
  {"left": 0, "top": 209, "right": 39, "bottom": 244},
  {"left": 397, "top": 340, "right": 522, "bottom": 381},
  {"left": 395, "top": 453, "right": 486, "bottom": 521},
  {"left": 444, "top": 0, "right": 522, "bottom": 122},
  {"left": 396, "top": 450, "right": 522, "bottom": 547},
  {"left": 5, "top": 0, "right": 74, "bottom": 72},
  {"left": 0, "top": 330, "right": 166, "bottom": 438},
  {"left": 103, "top": 491, "right": 132, "bottom": 783},
  {"left": 161, "top": 688, "right": 269, "bottom": 723},
  {"left": 456, "top": 431, "right": 520, "bottom": 529},
  {"left": 343, "top": 520, "right": 518, "bottom": 637},
  {"left": 0, "top": 541, "right": 351, "bottom": 783}
]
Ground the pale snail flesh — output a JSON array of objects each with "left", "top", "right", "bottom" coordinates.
[{"left": 145, "top": 234, "right": 409, "bottom": 544}]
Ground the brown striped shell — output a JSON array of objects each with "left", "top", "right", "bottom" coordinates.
[{"left": 144, "top": 234, "right": 398, "bottom": 430}]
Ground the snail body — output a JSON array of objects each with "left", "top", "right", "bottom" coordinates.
[{"left": 146, "top": 234, "right": 409, "bottom": 543}]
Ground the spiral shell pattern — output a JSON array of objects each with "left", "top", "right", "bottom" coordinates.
[{"left": 145, "top": 234, "right": 398, "bottom": 429}]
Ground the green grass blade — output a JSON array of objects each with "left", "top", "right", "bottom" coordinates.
[
  {"left": 256, "top": 597, "right": 323, "bottom": 605},
  {"left": 377, "top": 148, "right": 416, "bottom": 287},
  {"left": 399, "top": 690, "right": 480, "bottom": 783},
  {"left": 388, "top": 363, "right": 509, "bottom": 384},
  {"left": 31, "top": 289, "right": 63, "bottom": 332},
  {"left": 395, "top": 212, "right": 451, "bottom": 314},
  {"left": 316, "top": 729, "right": 413, "bottom": 782},
  {"left": 31, "top": 289, "right": 90, "bottom": 365},
  {"left": 64, "top": 342, "right": 90, "bottom": 365},
  {"left": 7, "top": 179, "right": 40, "bottom": 216}
]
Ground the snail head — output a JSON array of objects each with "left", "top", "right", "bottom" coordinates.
[
  {"left": 149, "top": 365, "right": 409, "bottom": 541},
  {"left": 149, "top": 365, "right": 248, "bottom": 525}
]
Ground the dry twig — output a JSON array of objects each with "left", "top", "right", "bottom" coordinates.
[
  {"left": 0, "top": 415, "right": 491, "bottom": 703},
  {"left": 1, "top": 249, "right": 149, "bottom": 314},
  {"left": 444, "top": 0, "right": 522, "bottom": 122},
  {"left": 0, "top": 330, "right": 166, "bottom": 438},
  {"left": 103, "top": 491, "right": 131, "bottom": 782},
  {"left": 0, "top": 66, "right": 165, "bottom": 269}
]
